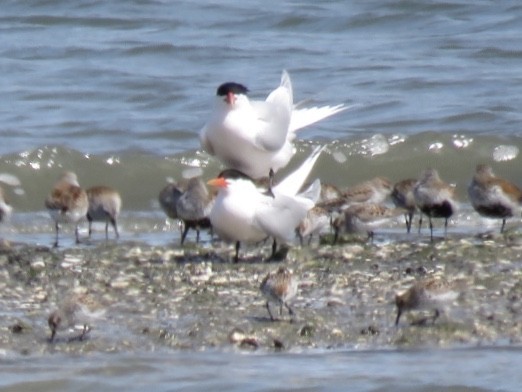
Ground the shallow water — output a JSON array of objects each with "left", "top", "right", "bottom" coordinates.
[
  {"left": 1, "top": 1, "right": 522, "bottom": 214},
  {"left": 0, "top": 347, "right": 520, "bottom": 392},
  {"left": 1, "top": 0, "right": 522, "bottom": 389}
]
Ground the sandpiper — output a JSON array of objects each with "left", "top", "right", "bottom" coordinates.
[
  {"left": 48, "top": 292, "right": 105, "bottom": 343},
  {"left": 86, "top": 185, "right": 122, "bottom": 240},
  {"left": 332, "top": 203, "right": 404, "bottom": 243},
  {"left": 176, "top": 177, "right": 214, "bottom": 245},
  {"left": 319, "top": 183, "right": 343, "bottom": 202},
  {"left": 260, "top": 266, "right": 298, "bottom": 321},
  {"left": 318, "top": 177, "right": 392, "bottom": 214},
  {"left": 158, "top": 182, "right": 184, "bottom": 221},
  {"left": 296, "top": 205, "right": 330, "bottom": 245},
  {"left": 395, "top": 277, "right": 459, "bottom": 326},
  {"left": 468, "top": 164, "right": 522, "bottom": 233},
  {"left": 45, "top": 171, "right": 88, "bottom": 247},
  {"left": 341, "top": 177, "right": 392, "bottom": 205},
  {"left": 413, "top": 168, "right": 458, "bottom": 241},
  {"left": 391, "top": 178, "right": 418, "bottom": 233}
]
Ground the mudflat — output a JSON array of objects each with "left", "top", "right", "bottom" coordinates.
[{"left": 1, "top": 233, "right": 521, "bottom": 355}]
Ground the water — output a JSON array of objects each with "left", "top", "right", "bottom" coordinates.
[
  {"left": 0, "top": 347, "right": 520, "bottom": 391},
  {"left": 1, "top": 0, "right": 522, "bottom": 389}
]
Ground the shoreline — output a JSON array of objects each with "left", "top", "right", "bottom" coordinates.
[{"left": 1, "top": 233, "right": 521, "bottom": 356}]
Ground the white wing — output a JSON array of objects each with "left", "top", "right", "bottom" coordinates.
[
  {"left": 274, "top": 145, "right": 324, "bottom": 196},
  {"left": 290, "top": 103, "right": 348, "bottom": 133},
  {"left": 255, "top": 194, "right": 311, "bottom": 243},
  {"left": 251, "top": 70, "right": 293, "bottom": 151},
  {"left": 199, "top": 125, "right": 215, "bottom": 155},
  {"left": 298, "top": 178, "right": 322, "bottom": 204}
]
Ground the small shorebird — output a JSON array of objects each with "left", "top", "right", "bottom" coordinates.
[
  {"left": 176, "top": 177, "right": 214, "bottom": 245},
  {"left": 86, "top": 185, "right": 122, "bottom": 240},
  {"left": 296, "top": 205, "right": 330, "bottom": 245},
  {"left": 341, "top": 177, "right": 392, "bottom": 205},
  {"left": 319, "top": 183, "right": 342, "bottom": 203},
  {"left": 260, "top": 266, "right": 298, "bottom": 321},
  {"left": 45, "top": 171, "right": 88, "bottom": 247},
  {"left": 395, "top": 277, "right": 459, "bottom": 326},
  {"left": 318, "top": 177, "right": 392, "bottom": 214},
  {"left": 48, "top": 292, "right": 105, "bottom": 343},
  {"left": 391, "top": 178, "right": 417, "bottom": 234},
  {"left": 200, "top": 70, "right": 346, "bottom": 179},
  {"left": 414, "top": 168, "right": 458, "bottom": 241},
  {"left": 158, "top": 180, "right": 213, "bottom": 244},
  {"left": 158, "top": 182, "right": 184, "bottom": 221},
  {"left": 468, "top": 164, "right": 522, "bottom": 233},
  {"left": 0, "top": 186, "right": 13, "bottom": 222},
  {"left": 332, "top": 203, "right": 404, "bottom": 243}
]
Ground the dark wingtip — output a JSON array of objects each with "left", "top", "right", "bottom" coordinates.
[{"left": 216, "top": 82, "right": 249, "bottom": 96}]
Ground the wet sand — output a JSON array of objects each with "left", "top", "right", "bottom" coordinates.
[{"left": 1, "top": 232, "right": 521, "bottom": 355}]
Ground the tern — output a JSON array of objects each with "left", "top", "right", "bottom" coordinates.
[
  {"left": 208, "top": 146, "right": 323, "bottom": 262},
  {"left": 200, "top": 70, "right": 346, "bottom": 179}
]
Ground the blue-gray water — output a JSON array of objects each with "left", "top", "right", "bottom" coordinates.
[
  {"left": 1, "top": 0, "right": 522, "bottom": 390},
  {"left": 1, "top": 348, "right": 521, "bottom": 392}
]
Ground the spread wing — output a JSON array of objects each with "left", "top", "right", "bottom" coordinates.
[
  {"left": 255, "top": 194, "right": 311, "bottom": 243},
  {"left": 274, "top": 146, "right": 324, "bottom": 196},
  {"left": 290, "top": 103, "right": 348, "bottom": 133}
]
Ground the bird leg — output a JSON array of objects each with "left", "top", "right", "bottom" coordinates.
[
  {"left": 395, "top": 309, "right": 402, "bottom": 326},
  {"left": 267, "top": 169, "right": 275, "bottom": 198},
  {"left": 111, "top": 218, "right": 120, "bottom": 239},
  {"left": 405, "top": 211, "right": 413, "bottom": 234},
  {"left": 79, "top": 324, "right": 91, "bottom": 340},
  {"left": 307, "top": 234, "right": 313, "bottom": 246},
  {"left": 234, "top": 241, "right": 240, "bottom": 263},
  {"left": 333, "top": 226, "right": 340, "bottom": 245},
  {"left": 67, "top": 324, "right": 91, "bottom": 343},
  {"left": 49, "top": 328, "right": 57, "bottom": 343},
  {"left": 284, "top": 302, "right": 295, "bottom": 317},
  {"left": 75, "top": 224, "right": 81, "bottom": 244},
  {"left": 53, "top": 222, "right": 60, "bottom": 248},
  {"left": 87, "top": 217, "right": 93, "bottom": 238},
  {"left": 297, "top": 229, "right": 304, "bottom": 246},
  {"left": 180, "top": 224, "right": 190, "bottom": 245},
  {"left": 266, "top": 301, "right": 275, "bottom": 321}
]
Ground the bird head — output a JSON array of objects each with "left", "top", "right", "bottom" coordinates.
[{"left": 216, "top": 82, "right": 249, "bottom": 107}]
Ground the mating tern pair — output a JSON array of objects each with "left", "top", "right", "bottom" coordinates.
[{"left": 199, "top": 70, "right": 347, "bottom": 260}]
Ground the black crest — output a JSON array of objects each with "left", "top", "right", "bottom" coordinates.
[
  {"left": 217, "top": 168, "right": 252, "bottom": 181},
  {"left": 216, "top": 82, "right": 249, "bottom": 97}
]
